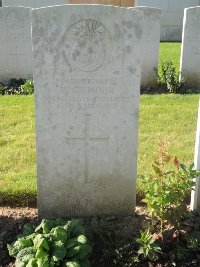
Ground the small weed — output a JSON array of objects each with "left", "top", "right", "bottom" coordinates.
[
  {"left": 136, "top": 229, "right": 161, "bottom": 261},
  {"left": 142, "top": 143, "right": 200, "bottom": 231},
  {"left": 155, "top": 61, "right": 185, "bottom": 93},
  {"left": 0, "top": 78, "right": 34, "bottom": 95},
  {"left": 20, "top": 80, "right": 34, "bottom": 95}
]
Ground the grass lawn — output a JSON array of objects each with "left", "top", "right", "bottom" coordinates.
[
  {"left": 0, "top": 93, "right": 199, "bottom": 205},
  {"left": 0, "top": 42, "right": 198, "bottom": 205},
  {"left": 159, "top": 42, "right": 182, "bottom": 71}
]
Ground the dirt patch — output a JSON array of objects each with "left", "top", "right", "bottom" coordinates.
[
  {"left": 0, "top": 206, "right": 146, "bottom": 267},
  {"left": 0, "top": 207, "right": 38, "bottom": 266}
]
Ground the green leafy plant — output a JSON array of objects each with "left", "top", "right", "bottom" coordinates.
[
  {"left": 136, "top": 230, "right": 161, "bottom": 261},
  {"left": 142, "top": 143, "right": 200, "bottom": 231},
  {"left": 0, "top": 78, "right": 34, "bottom": 95},
  {"left": 20, "top": 80, "right": 34, "bottom": 95},
  {"left": 7, "top": 219, "right": 93, "bottom": 267},
  {"left": 155, "top": 61, "right": 185, "bottom": 93}
]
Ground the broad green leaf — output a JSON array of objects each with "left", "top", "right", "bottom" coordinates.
[
  {"left": 66, "top": 238, "right": 78, "bottom": 249},
  {"left": 51, "top": 226, "right": 68, "bottom": 243},
  {"left": 52, "top": 241, "right": 67, "bottom": 260},
  {"left": 36, "top": 248, "right": 48, "bottom": 259},
  {"left": 27, "top": 258, "right": 37, "bottom": 267},
  {"left": 16, "top": 247, "right": 35, "bottom": 263},
  {"left": 152, "top": 164, "right": 162, "bottom": 176},
  {"left": 65, "top": 220, "right": 85, "bottom": 237},
  {"left": 66, "top": 260, "right": 80, "bottom": 267},
  {"left": 80, "top": 259, "right": 91, "bottom": 267},
  {"left": 77, "top": 235, "right": 87, "bottom": 244},
  {"left": 37, "top": 258, "right": 50, "bottom": 267},
  {"left": 76, "top": 244, "right": 93, "bottom": 260},
  {"left": 18, "top": 237, "right": 33, "bottom": 248},
  {"left": 67, "top": 245, "right": 81, "bottom": 258},
  {"left": 37, "top": 238, "right": 49, "bottom": 251}
]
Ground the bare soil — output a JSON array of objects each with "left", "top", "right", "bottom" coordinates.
[
  {"left": 0, "top": 206, "right": 146, "bottom": 267},
  {"left": 0, "top": 207, "right": 38, "bottom": 266}
]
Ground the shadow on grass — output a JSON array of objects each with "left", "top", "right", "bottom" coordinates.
[{"left": 0, "top": 193, "right": 37, "bottom": 208}]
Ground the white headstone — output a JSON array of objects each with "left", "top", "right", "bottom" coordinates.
[
  {"left": 135, "top": 0, "right": 200, "bottom": 41},
  {"left": 180, "top": 7, "right": 200, "bottom": 88},
  {"left": 31, "top": 5, "right": 143, "bottom": 218},
  {"left": 130, "top": 6, "right": 161, "bottom": 87},
  {"left": 0, "top": 7, "right": 32, "bottom": 80},
  {"left": 3, "top": 0, "right": 67, "bottom": 8},
  {"left": 191, "top": 99, "right": 200, "bottom": 210}
]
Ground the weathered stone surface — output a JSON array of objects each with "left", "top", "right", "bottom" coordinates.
[
  {"left": 180, "top": 7, "right": 200, "bottom": 88},
  {"left": 0, "top": 7, "right": 32, "bottom": 80},
  {"left": 31, "top": 5, "right": 143, "bottom": 218},
  {"left": 191, "top": 99, "right": 200, "bottom": 210},
  {"left": 130, "top": 6, "right": 161, "bottom": 87},
  {"left": 3, "top": 0, "right": 68, "bottom": 7}
]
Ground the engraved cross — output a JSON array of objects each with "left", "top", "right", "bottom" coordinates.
[{"left": 65, "top": 114, "right": 109, "bottom": 183}]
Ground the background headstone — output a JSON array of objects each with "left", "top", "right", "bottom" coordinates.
[
  {"left": 3, "top": 0, "right": 68, "bottom": 7},
  {"left": 191, "top": 99, "right": 200, "bottom": 210},
  {"left": 31, "top": 5, "right": 143, "bottom": 218},
  {"left": 0, "top": 7, "right": 32, "bottom": 81},
  {"left": 135, "top": 0, "right": 200, "bottom": 41},
  {"left": 180, "top": 6, "right": 200, "bottom": 88},
  {"left": 130, "top": 6, "right": 161, "bottom": 87}
]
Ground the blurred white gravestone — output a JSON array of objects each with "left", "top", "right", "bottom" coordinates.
[
  {"left": 135, "top": 0, "right": 200, "bottom": 41},
  {"left": 3, "top": 0, "right": 68, "bottom": 7},
  {"left": 191, "top": 99, "right": 200, "bottom": 210},
  {"left": 180, "top": 7, "right": 200, "bottom": 88},
  {"left": 130, "top": 6, "right": 161, "bottom": 87},
  {"left": 31, "top": 5, "right": 143, "bottom": 218},
  {"left": 0, "top": 7, "right": 32, "bottom": 81}
]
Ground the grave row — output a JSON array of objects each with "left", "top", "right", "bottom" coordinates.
[
  {"left": 1, "top": 3, "right": 200, "bottom": 89},
  {"left": 0, "top": 4, "right": 161, "bottom": 87},
  {"left": 136, "top": 0, "right": 200, "bottom": 41},
  {"left": 0, "top": 3, "right": 200, "bottom": 216}
]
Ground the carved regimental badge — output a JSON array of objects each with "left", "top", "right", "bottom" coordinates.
[{"left": 65, "top": 19, "right": 112, "bottom": 72}]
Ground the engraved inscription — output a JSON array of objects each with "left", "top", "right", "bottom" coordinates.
[
  {"left": 65, "top": 19, "right": 112, "bottom": 72},
  {"left": 49, "top": 78, "right": 130, "bottom": 113},
  {"left": 66, "top": 114, "right": 109, "bottom": 183}
]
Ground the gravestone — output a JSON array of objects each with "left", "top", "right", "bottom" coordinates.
[
  {"left": 130, "top": 6, "right": 161, "bottom": 87},
  {"left": 135, "top": 0, "right": 200, "bottom": 41},
  {"left": 0, "top": 7, "right": 32, "bottom": 80},
  {"left": 31, "top": 5, "right": 143, "bottom": 218},
  {"left": 180, "top": 7, "right": 200, "bottom": 88},
  {"left": 191, "top": 99, "right": 200, "bottom": 210},
  {"left": 3, "top": 0, "right": 68, "bottom": 7}
]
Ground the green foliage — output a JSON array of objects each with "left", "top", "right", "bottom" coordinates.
[
  {"left": 187, "top": 209, "right": 200, "bottom": 231},
  {"left": 155, "top": 61, "right": 185, "bottom": 93},
  {"left": 7, "top": 219, "right": 93, "bottom": 267},
  {"left": 136, "top": 230, "right": 161, "bottom": 261},
  {"left": 20, "top": 80, "right": 34, "bottom": 95},
  {"left": 0, "top": 78, "right": 34, "bottom": 95},
  {"left": 142, "top": 143, "right": 200, "bottom": 231},
  {"left": 113, "top": 243, "right": 140, "bottom": 267},
  {"left": 175, "top": 244, "right": 190, "bottom": 261}
]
